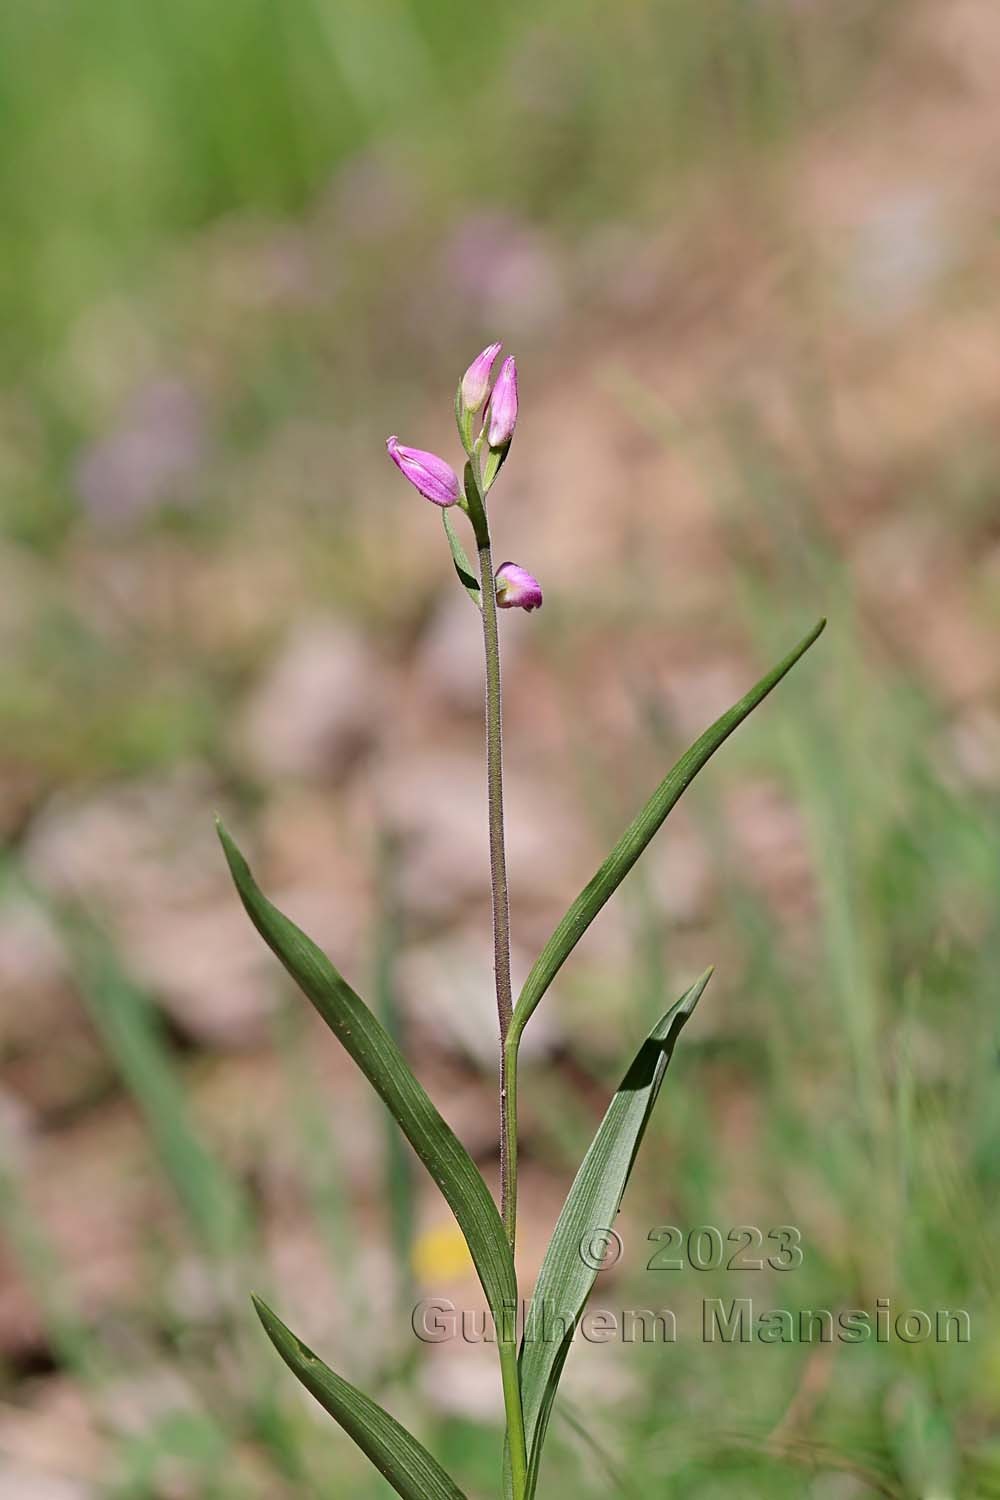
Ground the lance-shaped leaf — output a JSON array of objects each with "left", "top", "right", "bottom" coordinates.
[
  {"left": 519, "top": 970, "right": 712, "bottom": 1496},
  {"left": 253, "top": 1296, "right": 468, "bottom": 1500},
  {"left": 218, "top": 824, "right": 516, "bottom": 1325},
  {"left": 512, "top": 620, "right": 824, "bottom": 1033}
]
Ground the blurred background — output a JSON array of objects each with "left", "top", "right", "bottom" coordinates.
[{"left": 1, "top": 1, "right": 998, "bottom": 1495}]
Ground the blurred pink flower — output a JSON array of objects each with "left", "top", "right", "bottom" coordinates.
[
  {"left": 386, "top": 436, "right": 461, "bottom": 507},
  {"left": 75, "top": 378, "right": 205, "bottom": 525},
  {"left": 442, "top": 213, "right": 564, "bottom": 333},
  {"left": 495, "top": 561, "right": 542, "bottom": 612}
]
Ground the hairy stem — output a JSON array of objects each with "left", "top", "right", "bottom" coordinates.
[{"left": 478, "top": 531, "right": 517, "bottom": 1249}]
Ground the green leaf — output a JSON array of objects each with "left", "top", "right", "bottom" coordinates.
[
  {"left": 519, "top": 970, "right": 712, "bottom": 1496},
  {"left": 253, "top": 1296, "right": 468, "bottom": 1500},
  {"left": 218, "top": 823, "right": 516, "bottom": 1326},
  {"left": 442, "top": 509, "right": 481, "bottom": 607},
  {"left": 481, "top": 441, "right": 509, "bottom": 494},
  {"left": 512, "top": 619, "right": 825, "bottom": 1033}
]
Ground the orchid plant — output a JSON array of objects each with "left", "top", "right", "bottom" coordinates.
[{"left": 216, "top": 343, "right": 824, "bottom": 1499}]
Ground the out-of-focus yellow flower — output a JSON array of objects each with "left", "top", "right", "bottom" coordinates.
[{"left": 412, "top": 1223, "right": 475, "bottom": 1282}]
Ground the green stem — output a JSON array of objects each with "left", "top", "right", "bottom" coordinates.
[
  {"left": 502, "top": 1031, "right": 519, "bottom": 1255},
  {"left": 499, "top": 1337, "right": 529, "bottom": 1500},
  {"left": 465, "top": 457, "right": 526, "bottom": 1494},
  {"left": 478, "top": 529, "right": 517, "bottom": 1248}
]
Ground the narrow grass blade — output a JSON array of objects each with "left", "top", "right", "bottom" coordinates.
[
  {"left": 443, "top": 509, "right": 481, "bottom": 606},
  {"left": 70, "top": 917, "right": 251, "bottom": 1258},
  {"left": 273, "top": 1001, "right": 371, "bottom": 1328},
  {"left": 513, "top": 620, "right": 824, "bottom": 1032},
  {"left": 556, "top": 1398, "right": 644, "bottom": 1500},
  {"left": 253, "top": 1296, "right": 468, "bottom": 1500},
  {"left": 218, "top": 823, "right": 516, "bottom": 1323},
  {"left": 0, "top": 1156, "right": 106, "bottom": 1388},
  {"left": 520, "top": 970, "right": 712, "bottom": 1495}
]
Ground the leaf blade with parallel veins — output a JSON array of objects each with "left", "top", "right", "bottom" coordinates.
[
  {"left": 217, "top": 823, "right": 517, "bottom": 1325},
  {"left": 253, "top": 1296, "right": 468, "bottom": 1500},
  {"left": 520, "top": 970, "right": 712, "bottom": 1496}
]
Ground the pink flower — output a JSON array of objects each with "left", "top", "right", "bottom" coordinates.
[
  {"left": 460, "top": 341, "right": 502, "bottom": 415},
  {"left": 386, "top": 436, "right": 461, "bottom": 507},
  {"left": 487, "top": 357, "right": 518, "bottom": 448},
  {"left": 495, "top": 561, "right": 542, "bottom": 612}
]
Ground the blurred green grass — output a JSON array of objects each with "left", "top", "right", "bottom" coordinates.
[
  {"left": 0, "top": 0, "right": 899, "bottom": 372},
  {"left": 0, "top": 0, "right": 905, "bottom": 786},
  {"left": 2, "top": 0, "right": 998, "bottom": 1497}
]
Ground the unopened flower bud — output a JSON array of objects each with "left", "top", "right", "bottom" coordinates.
[
  {"left": 386, "top": 436, "right": 461, "bottom": 507},
  {"left": 460, "top": 342, "right": 502, "bottom": 416},
  {"left": 487, "top": 357, "right": 518, "bottom": 448},
  {"left": 495, "top": 561, "right": 542, "bottom": 612}
]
